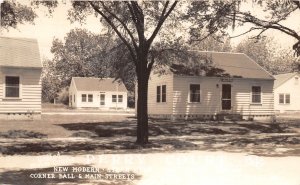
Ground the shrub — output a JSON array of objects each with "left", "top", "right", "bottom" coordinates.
[{"left": 57, "top": 88, "right": 69, "bottom": 105}]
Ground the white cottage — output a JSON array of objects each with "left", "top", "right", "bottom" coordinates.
[
  {"left": 274, "top": 72, "right": 300, "bottom": 113},
  {"left": 0, "top": 37, "right": 42, "bottom": 119},
  {"left": 146, "top": 51, "right": 275, "bottom": 120},
  {"left": 69, "top": 77, "right": 128, "bottom": 109}
]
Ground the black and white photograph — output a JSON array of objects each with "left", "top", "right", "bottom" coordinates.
[{"left": 0, "top": 0, "right": 300, "bottom": 184}]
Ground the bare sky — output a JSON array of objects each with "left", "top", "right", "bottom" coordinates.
[
  {"left": 1, "top": 2, "right": 104, "bottom": 59},
  {"left": 1, "top": 1, "right": 299, "bottom": 60}
]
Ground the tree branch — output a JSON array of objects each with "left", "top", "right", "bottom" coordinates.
[
  {"left": 147, "top": 1, "right": 178, "bottom": 46},
  {"left": 147, "top": 54, "right": 156, "bottom": 76},
  {"left": 88, "top": 1, "right": 137, "bottom": 65},
  {"left": 125, "top": 2, "right": 138, "bottom": 26},
  {"left": 190, "top": 30, "right": 218, "bottom": 43},
  {"left": 292, "top": 0, "right": 300, "bottom": 9},
  {"left": 227, "top": 12, "right": 300, "bottom": 40},
  {"left": 131, "top": 2, "right": 146, "bottom": 47},
  {"left": 99, "top": 1, "right": 138, "bottom": 51},
  {"left": 229, "top": 27, "right": 261, "bottom": 38}
]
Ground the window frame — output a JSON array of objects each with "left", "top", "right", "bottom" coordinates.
[
  {"left": 4, "top": 76, "right": 21, "bottom": 99},
  {"left": 161, "top": 85, "right": 166, "bottom": 103},
  {"left": 81, "top": 94, "right": 87, "bottom": 102},
  {"left": 88, "top": 94, "right": 93, "bottom": 102},
  {"left": 112, "top": 95, "right": 117, "bottom": 103},
  {"left": 156, "top": 85, "right": 167, "bottom": 103},
  {"left": 189, "top": 84, "right": 201, "bottom": 103},
  {"left": 285, "top": 94, "right": 290, "bottom": 104},
  {"left": 156, "top": 86, "right": 161, "bottom": 103},
  {"left": 279, "top": 93, "right": 290, "bottom": 104},
  {"left": 251, "top": 86, "right": 262, "bottom": 104},
  {"left": 279, "top": 93, "right": 285, "bottom": 104},
  {"left": 118, "top": 95, "right": 123, "bottom": 103}
]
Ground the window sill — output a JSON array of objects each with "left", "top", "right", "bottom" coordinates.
[
  {"left": 279, "top": 103, "right": 290, "bottom": 105},
  {"left": 250, "top": 103, "right": 262, "bottom": 106},
  {"left": 2, "top": 98, "right": 22, "bottom": 101},
  {"left": 188, "top": 102, "right": 201, "bottom": 104}
]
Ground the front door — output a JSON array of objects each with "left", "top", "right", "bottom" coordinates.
[
  {"left": 100, "top": 93, "right": 105, "bottom": 107},
  {"left": 222, "top": 84, "right": 231, "bottom": 110}
]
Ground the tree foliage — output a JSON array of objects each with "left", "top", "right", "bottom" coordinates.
[
  {"left": 235, "top": 37, "right": 299, "bottom": 74},
  {"left": 50, "top": 28, "right": 113, "bottom": 86},
  {"left": 1, "top": 1, "right": 240, "bottom": 145},
  {"left": 0, "top": 0, "right": 58, "bottom": 29},
  {"left": 41, "top": 58, "right": 60, "bottom": 103},
  {"left": 227, "top": 1, "right": 300, "bottom": 56},
  {"left": 42, "top": 28, "right": 136, "bottom": 102},
  {"left": 1, "top": 0, "right": 36, "bottom": 29}
]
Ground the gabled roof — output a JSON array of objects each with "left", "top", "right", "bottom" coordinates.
[
  {"left": 72, "top": 77, "right": 127, "bottom": 92},
  {"left": 0, "top": 37, "right": 42, "bottom": 68},
  {"left": 172, "top": 51, "right": 274, "bottom": 80},
  {"left": 274, "top": 72, "right": 299, "bottom": 89}
]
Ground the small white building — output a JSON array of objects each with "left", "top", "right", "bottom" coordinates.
[
  {"left": 146, "top": 51, "right": 275, "bottom": 120},
  {"left": 274, "top": 72, "right": 300, "bottom": 113},
  {"left": 0, "top": 37, "right": 42, "bottom": 119},
  {"left": 69, "top": 77, "right": 128, "bottom": 109}
]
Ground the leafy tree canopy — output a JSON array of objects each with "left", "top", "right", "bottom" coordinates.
[
  {"left": 42, "top": 28, "right": 137, "bottom": 102},
  {"left": 235, "top": 36, "right": 299, "bottom": 74},
  {"left": 227, "top": 0, "right": 300, "bottom": 56}
]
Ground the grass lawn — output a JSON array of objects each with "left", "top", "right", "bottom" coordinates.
[
  {"left": 1, "top": 115, "right": 300, "bottom": 185},
  {"left": 0, "top": 115, "right": 129, "bottom": 138},
  {"left": 0, "top": 114, "right": 300, "bottom": 156}
]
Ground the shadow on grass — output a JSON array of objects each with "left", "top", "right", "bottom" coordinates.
[
  {"left": 0, "top": 130, "right": 47, "bottom": 139},
  {"left": 0, "top": 166, "right": 140, "bottom": 185},
  {"left": 56, "top": 119, "right": 230, "bottom": 138},
  {"left": 1, "top": 118, "right": 299, "bottom": 157},
  {"left": 196, "top": 134, "right": 300, "bottom": 157}
]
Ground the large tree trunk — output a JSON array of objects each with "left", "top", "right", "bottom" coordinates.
[{"left": 136, "top": 57, "right": 150, "bottom": 145}]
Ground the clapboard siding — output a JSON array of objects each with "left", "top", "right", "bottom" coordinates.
[
  {"left": 0, "top": 67, "right": 42, "bottom": 113},
  {"left": 172, "top": 76, "right": 220, "bottom": 115},
  {"left": 231, "top": 79, "right": 274, "bottom": 115},
  {"left": 148, "top": 74, "right": 274, "bottom": 116},
  {"left": 69, "top": 78, "right": 128, "bottom": 109},
  {"left": 172, "top": 76, "right": 274, "bottom": 115},
  {"left": 148, "top": 73, "right": 173, "bottom": 114},
  {"left": 274, "top": 74, "right": 300, "bottom": 113}
]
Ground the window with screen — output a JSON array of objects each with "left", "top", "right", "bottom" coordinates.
[
  {"left": 252, "top": 86, "right": 261, "bottom": 103},
  {"left": 82, "top": 94, "right": 87, "bottom": 102},
  {"left": 162, "top": 85, "right": 166, "bottom": 102},
  {"left": 5, "top": 76, "right": 20, "bottom": 98},
  {"left": 190, "top": 84, "right": 200, "bottom": 102},
  {"left": 118, "top": 95, "right": 123, "bottom": 102},
  {"left": 112, "top": 95, "right": 117, "bottom": 102},
  {"left": 88, "top": 94, "right": 93, "bottom": 102},
  {"left": 279, "top": 93, "right": 290, "bottom": 104},
  {"left": 279, "top": 94, "right": 284, "bottom": 104},
  {"left": 156, "top": 86, "right": 161, "bottom": 102}
]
